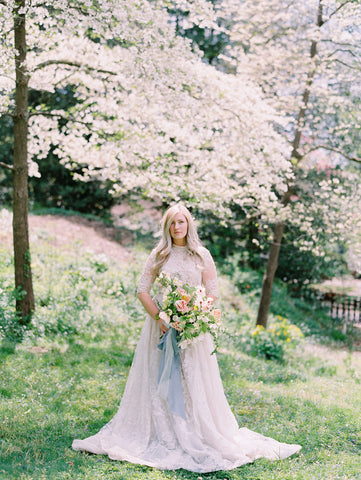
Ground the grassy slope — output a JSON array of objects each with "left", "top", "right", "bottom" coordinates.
[{"left": 1, "top": 214, "right": 361, "bottom": 480}]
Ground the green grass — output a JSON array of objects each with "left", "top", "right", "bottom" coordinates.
[{"left": 1, "top": 214, "right": 361, "bottom": 479}]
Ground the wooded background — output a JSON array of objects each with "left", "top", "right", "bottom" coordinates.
[{"left": 1, "top": 0, "right": 360, "bottom": 331}]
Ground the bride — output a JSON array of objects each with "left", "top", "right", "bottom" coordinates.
[{"left": 72, "top": 204, "right": 301, "bottom": 472}]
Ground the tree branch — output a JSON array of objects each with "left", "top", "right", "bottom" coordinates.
[
  {"left": 0, "top": 110, "right": 14, "bottom": 118},
  {"left": 184, "top": 87, "right": 244, "bottom": 124},
  {"left": 304, "top": 145, "right": 361, "bottom": 164},
  {"left": 33, "top": 2, "right": 90, "bottom": 16},
  {"left": 327, "top": 48, "right": 358, "bottom": 60},
  {"left": 332, "top": 58, "right": 358, "bottom": 69},
  {"left": 0, "top": 160, "right": 14, "bottom": 171},
  {"left": 32, "top": 59, "right": 130, "bottom": 92},
  {"left": 321, "top": 39, "right": 358, "bottom": 48},
  {"left": 328, "top": 0, "right": 353, "bottom": 21},
  {"left": 33, "top": 59, "right": 117, "bottom": 78},
  {"left": 28, "top": 110, "right": 93, "bottom": 129}
]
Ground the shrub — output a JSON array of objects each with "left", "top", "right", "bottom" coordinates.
[
  {"left": 240, "top": 316, "right": 304, "bottom": 362},
  {"left": 29, "top": 151, "right": 115, "bottom": 217},
  {"left": 0, "top": 286, "right": 26, "bottom": 343}
]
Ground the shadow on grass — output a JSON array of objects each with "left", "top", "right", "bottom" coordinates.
[
  {"left": 0, "top": 338, "right": 21, "bottom": 366},
  {"left": 218, "top": 351, "right": 307, "bottom": 386}
]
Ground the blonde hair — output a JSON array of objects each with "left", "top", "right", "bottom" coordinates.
[{"left": 152, "top": 204, "right": 204, "bottom": 276}]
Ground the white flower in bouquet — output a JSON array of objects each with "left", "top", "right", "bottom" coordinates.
[
  {"left": 201, "top": 314, "right": 210, "bottom": 323},
  {"left": 194, "top": 295, "right": 204, "bottom": 309},
  {"left": 179, "top": 339, "right": 192, "bottom": 350},
  {"left": 196, "top": 286, "right": 206, "bottom": 296},
  {"left": 162, "top": 286, "right": 172, "bottom": 306},
  {"left": 159, "top": 311, "right": 170, "bottom": 325}
]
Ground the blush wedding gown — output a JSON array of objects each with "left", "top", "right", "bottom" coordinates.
[{"left": 72, "top": 245, "right": 301, "bottom": 472}]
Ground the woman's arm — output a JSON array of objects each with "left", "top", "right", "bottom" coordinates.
[
  {"left": 201, "top": 248, "right": 219, "bottom": 301},
  {"left": 137, "top": 292, "right": 168, "bottom": 334}
]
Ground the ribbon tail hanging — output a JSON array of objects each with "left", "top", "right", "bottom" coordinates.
[{"left": 157, "top": 328, "right": 186, "bottom": 419}]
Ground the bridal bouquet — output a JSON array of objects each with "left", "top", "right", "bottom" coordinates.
[{"left": 156, "top": 271, "right": 223, "bottom": 352}]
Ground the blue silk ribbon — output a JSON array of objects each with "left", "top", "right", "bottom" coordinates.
[{"left": 157, "top": 327, "right": 186, "bottom": 420}]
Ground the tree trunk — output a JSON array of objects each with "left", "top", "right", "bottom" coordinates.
[
  {"left": 256, "top": 222, "right": 284, "bottom": 327},
  {"left": 13, "top": 0, "right": 34, "bottom": 322},
  {"left": 256, "top": 0, "right": 323, "bottom": 328}
]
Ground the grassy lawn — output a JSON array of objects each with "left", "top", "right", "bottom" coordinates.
[{"left": 1, "top": 213, "right": 361, "bottom": 479}]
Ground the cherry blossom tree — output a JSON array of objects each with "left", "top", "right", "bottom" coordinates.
[
  {"left": 0, "top": 0, "right": 291, "bottom": 321},
  {"left": 0, "top": 0, "right": 34, "bottom": 322},
  {"left": 216, "top": 0, "right": 361, "bottom": 326},
  {"left": 0, "top": 0, "right": 214, "bottom": 320}
]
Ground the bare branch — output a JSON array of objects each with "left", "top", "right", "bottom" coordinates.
[
  {"left": 0, "top": 72, "right": 15, "bottom": 83},
  {"left": 304, "top": 145, "right": 361, "bottom": 164},
  {"left": 183, "top": 86, "right": 244, "bottom": 124},
  {"left": 320, "top": 39, "right": 359, "bottom": 49},
  {"left": 327, "top": 48, "right": 358, "bottom": 60},
  {"left": 332, "top": 58, "right": 358, "bottom": 69},
  {"left": 32, "top": 60, "right": 130, "bottom": 92},
  {"left": 28, "top": 110, "right": 93, "bottom": 129},
  {"left": 32, "top": 2, "right": 89, "bottom": 15},
  {"left": 327, "top": 0, "right": 354, "bottom": 21},
  {"left": 0, "top": 111, "right": 14, "bottom": 118},
  {"left": 0, "top": 160, "right": 14, "bottom": 171},
  {"left": 322, "top": 56, "right": 358, "bottom": 70},
  {"left": 33, "top": 59, "right": 117, "bottom": 78},
  {"left": 52, "top": 71, "right": 78, "bottom": 89}
]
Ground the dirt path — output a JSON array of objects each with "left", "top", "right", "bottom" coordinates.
[
  {"left": 28, "top": 214, "right": 132, "bottom": 262},
  {"left": 1, "top": 202, "right": 161, "bottom": 262}
]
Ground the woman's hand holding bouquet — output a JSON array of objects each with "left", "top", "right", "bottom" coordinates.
[{"left": 156, "top": 271, "right": 223, "bottom": 352}]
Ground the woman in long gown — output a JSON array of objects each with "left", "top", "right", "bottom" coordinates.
[{"left": 72, "top": 204, "right": 301, "bottom": 472}]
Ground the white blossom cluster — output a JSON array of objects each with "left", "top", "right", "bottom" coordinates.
[
  {"left": 289, "top": 170, "right": 361, "bottom": 259},
  {"left": 1, "top": 0, "right": 360, "bottom": 257},
  {"left": 212, "top": 0, "right": 361, "bottom": 256},
  {"left": 0, "top": 0, "right": 294, "bottom": 221},
  {"left": 218, "top": 0, "right": 361, "bottom": 160}
]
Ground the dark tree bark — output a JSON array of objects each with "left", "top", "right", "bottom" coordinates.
[
  {"left": 256, "top": 1, "right": 323, "bottom": 327},
  {"left": 12, "top": 0, "right": 34, "bottom": 322},
  {"left": 256, "top": 222, "right": 285, "bottom": 327}
]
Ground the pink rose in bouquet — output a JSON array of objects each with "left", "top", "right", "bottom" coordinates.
[{"left": 175, "top": 299, "right": 190, "bottom": 314}]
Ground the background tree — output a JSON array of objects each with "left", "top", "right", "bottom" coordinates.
[
  {"left": 217, "top": 0, "right": 361, "bottom": 326},
  {"left": 0, "top": 0, "right": 290, "bottom": 323},
  {"left": 3, "top": 0, "right": 360, "bottom": 333},
  {"left": 1, "top": 0, "right": 35, "bottom": 322},
  {"left": 0, "top": 0, "right": 215, "bottom": 321}
]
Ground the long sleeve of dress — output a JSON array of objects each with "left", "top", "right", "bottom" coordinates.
[
  {"left": 137, "top": 249, "right": 157, "bottom": 294},
  {"left": 200, "top": 248, "right": 219, "bottom": 299}
]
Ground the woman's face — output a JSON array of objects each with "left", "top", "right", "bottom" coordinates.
[{"left": 169, "top": 213, "right": 188, "bottom": 246}]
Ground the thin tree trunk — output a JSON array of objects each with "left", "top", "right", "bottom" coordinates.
[
  {"left": 256, "top": 0, "right": 323, "bottom": 328},
  {"left": 256, "top": 222, "right": 284, "bottom": 327},
  {"left": 13, "top": 0, "right": 34, "bottom": 322}
]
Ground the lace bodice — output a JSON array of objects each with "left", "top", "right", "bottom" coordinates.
[{"left": 137, "top": 245, "right": 219, "bottom": 298}]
